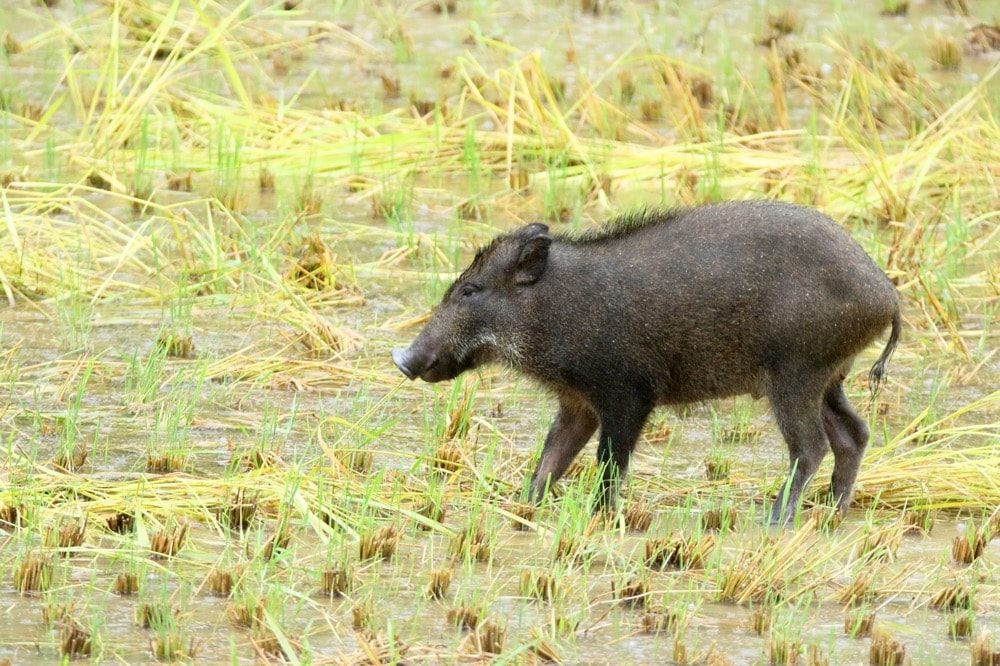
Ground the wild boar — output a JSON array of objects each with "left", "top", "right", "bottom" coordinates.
[{"left": 392, "top": 201, "right": 900, "bottom": 523}]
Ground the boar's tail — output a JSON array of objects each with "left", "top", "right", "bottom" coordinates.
[{"left": 867, "top": 310, "right": 901, "bottom": 397}]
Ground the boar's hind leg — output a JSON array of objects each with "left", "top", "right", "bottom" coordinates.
[
  {"left": 822, "top": 381, "right": 870, "bottom": 512},
  {"left": 528, "top": 399, "right": 599, "bottom": 503},
  {"left": 768, "top": 378, "right": 830, "bottom": 525},
  {"left": 594, "top": 399, "right": 654, "bottom": 512}
]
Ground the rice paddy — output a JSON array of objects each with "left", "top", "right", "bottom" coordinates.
[{"left": 0, "top": 0, "right": 998, "bottom": 663}]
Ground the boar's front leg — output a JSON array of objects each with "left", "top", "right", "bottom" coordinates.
[
  {"left": 594, "top": 396, "right": 654, "bottom": 512},
  {"left": 528, "top": 397, "right": 599, "bottom": 502}
]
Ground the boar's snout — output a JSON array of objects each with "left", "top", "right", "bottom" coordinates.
[
  {"left": 392, "top": 346, "right": 438, "bottom": 382},
  {"left": 391, "top": 347, "right": 418, "bottom": 380}
]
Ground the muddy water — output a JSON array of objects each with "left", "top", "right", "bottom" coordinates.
[{"left": 2, "top": 0, "right": 1000, "bottom": 664}]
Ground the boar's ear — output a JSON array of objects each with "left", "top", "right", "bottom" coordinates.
[{"left": 513, "top": 224, "right": 552, "bottom": 285}]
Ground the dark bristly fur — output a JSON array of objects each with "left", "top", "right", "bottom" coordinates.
[
  {"left": 393, "top": 201, "right": 901, "bottom": 524},
  {"left": 567, "top": 207, "right": 683, "bottom": 244}
]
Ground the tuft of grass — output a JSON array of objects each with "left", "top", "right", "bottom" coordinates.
[
  {"left": 259, "top": 525, "right": 292, "bottom": 561},
  {"left": 507, "top": 502, "right": 536, "bottom": 530},
  {"left": 718, "top": 422, "right": 764, "bottom": 446},
  {"left": 430, "top": 0, "right": 456, "bottom": 14},
  {"left": 105, "top": 512, "right": 135, "bottom": 535},
  {"left": 151, "top": 630, "right": 199, "bottom": 661},
  {"left": 432, "top": 443, "right": 463, "bottom": 473},
  {"left": 44, "top": 517, "right": 87, "bottom": 553},
  {"left": 747, "top": 606, "right": 772, "bottom": 636},
  {"left": 258, "top": 166, "right": 276, "bottom": 193},
  {"left": 450, "top": 519, "right": 492, "bottom": 563},
  {"left": 519, "top": 568, "right": 557, "bottom": 603},
  {"left": 806, "top": 643, "right": 829, "bottom": 666},
  {"left": 348, "top": 630, "right": 406, "bottom": 665},
  {"left": 930, "top": 580, "right": 975, "bottom": 612},
  {"left": 146, "top": 452, "right": 188, "bottom": 473},
  {"left": 612, "top": 574, "right": 648, "bottom": 608},
  {"left": 286, "top": 236, "right": 339, "bottom": 291},
  {"left": 164, "top": 172, "right": 192, "bottom": 192},
  {"left": 15, "top": 552, "right": 53, "bottom": 594},
  {"left": 321, "top": 566, "right": 352, "bottom": 598},
  {"left": 114, "top": 572, "right": 139, "bottom": 596},
  {"left": 416, "top": 497, "right": 447, "bottom": 529},
  {"left": 949, "top": 612, "right": 974, "bottom": 639},
  {"left": 446, "top": 603, "right": 484, "bottom": 630},
  {"left": 845, "top": 608, "right": 876, "bottom": 638},
  {"left": 580, "top": 0, "right": 606, "bottom": 16},
  {"left": 971, "top": 631, "right": 1000, "bottom": 666},
  {"left": 838, "top": 563, "right": 887, "bottom": 608},
  {"left": 0, "top": 504, "right": 24, "bottom": 530},
  {"left": 205, "top": 568, "right": 234, "bottom": 597},
  {"left": 614, "top": 69, "right": 636, "bottom": 104},
  {"left": 359, "top": 524, "right": 400, "bottom": 561},
  {"left": 3, "top": 30, "right": 23, "bottom": 54},
  {"left": 900, "top": 508, "right": 934, "bottom": 535},
  {"left": 155, "top": 330, "right": 195, "bottom": 358},
  {"left": 142, "top": 601, "right": 197, "bottom": 661},
  {"left": 645, "top": 532, "right": 715, "bottom": 570},
  {"left": 228, "top": 593, "right": 264, "bottom": 630},
  {"left": 880, "top": 0, "right": 908, "bottom": 16},
  {"left": 426, "top": 568, "right": 453, "bottom": 600},
  {"left": 964, "top": 24, "right": 1000, "bottom": 55},
  {"left": 371, "top": 179, "right": 411, "bottom": 221},
  {"left": 465, "top": 619, "right": 505, "bottom": 655},
  {"left": 952, "top": 521, "right": 990, "bottom": 564},
  {"left": 930, "top": 37, "right": 962, "bottom": 70},
  {"left": 870, "top": 625, "right": 907, "bottom": 666},
  {"left": 42, "top": 603, "right": 73, "bottom": 628},
  {"left": 856, "top": 521, "right": 903, "bottom": 564},
  {"left": 766, "top": 9, "right": 799, "bottom": 35},
  {"left": 58, "top": 618, "right": 94, "bottom": 660},
  {"left": 218, "top": 489, "right": 258, "bottom": 531},
  {"left": 351, "top": 595, "right": 376, "bottom": 631},
  {"left": 701, "top": 502, "right": 737, "bottom": 532},
  {"left": 704, "top": 452, "right": 732, "bottom": 481},
  {"left": 442, "top": 380, "right": 477, "bottom": 441},
  {"left": 640, "top": 607, "right": 679, "bottom": 635},
  {"left": 623, "top": 498, "right": 653, "bottom": 531},
  {"left": 717, "top": 531, "right": 830, "bottom": 605},
  {"left": 137, "top": 602, "right": 177, "bottom": 629},
  {"left": 943, "top": 0, "right": 970, "bottom": 16},
  {"left": 768, "top": 627, "right": 802, "bottom": 666},
  {"left": 335, "top": 447, "right": 374, "bottom": 474},
  {"left": 757, "top": 10, "right": 799, "bottom": 47},
  {"left": 149, "top": 521, "right": 189, "bottom": 559},
  {"left": 805, "top": 505, "right": 844, "bottom": 533}
]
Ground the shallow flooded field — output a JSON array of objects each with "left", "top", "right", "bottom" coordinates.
[{"left": 1, "top": 0, "right": 999, "bottom": 663}]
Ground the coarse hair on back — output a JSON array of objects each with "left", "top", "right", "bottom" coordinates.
[{"left": 560, "top": 207, "right": 685, "bottom": 245}]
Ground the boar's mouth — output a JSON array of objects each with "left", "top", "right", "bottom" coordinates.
[{"left": 391, "top": 347, "right": 471, "bottom": 383}]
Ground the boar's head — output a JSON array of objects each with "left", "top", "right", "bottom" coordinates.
[{"left": 392, "top": 223, "right": 551, "bottom": 383}]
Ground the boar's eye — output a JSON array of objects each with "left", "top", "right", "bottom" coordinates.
[{"left": 461, "top": 283, "right": 480, "bottom": 298}]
